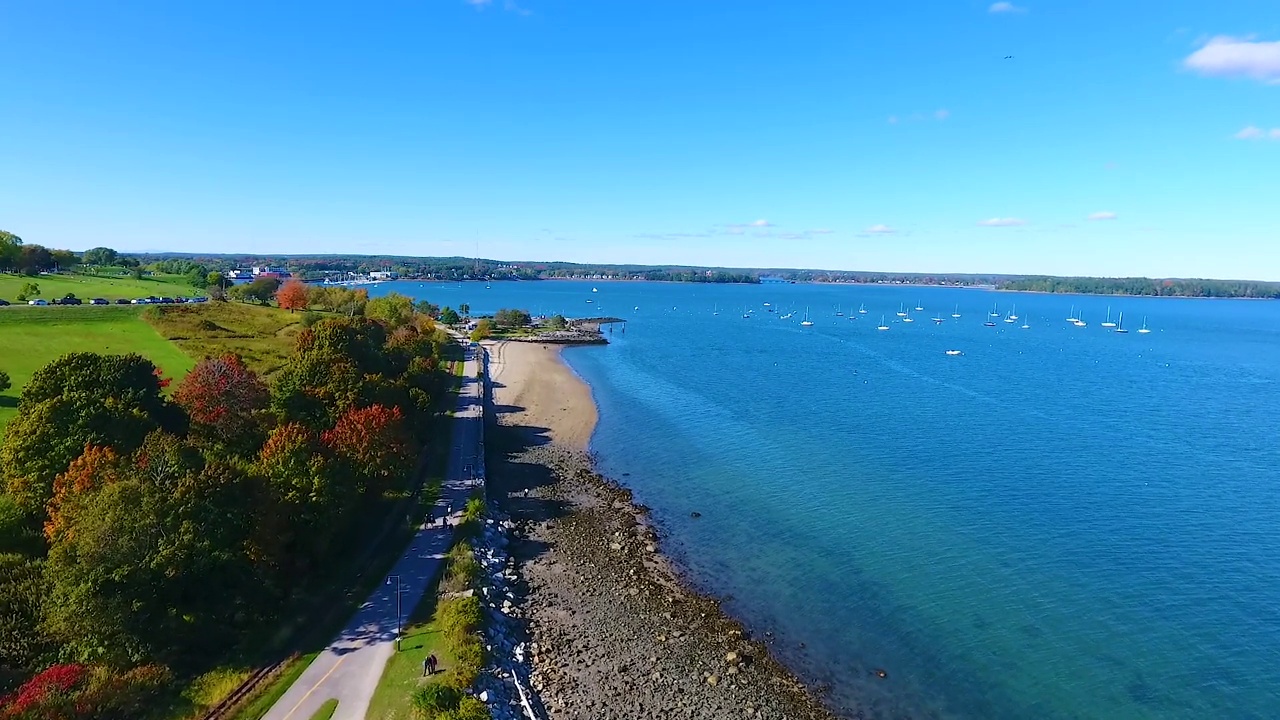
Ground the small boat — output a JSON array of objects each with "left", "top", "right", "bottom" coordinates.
[
  {"left": 800, "top": 308, "right": 815, "bottom": 327},
  {"left": 951, "top": 304, "right": 961, "bottom": 319},
  {"left": 858, "top": 303, "right": 868, "bottom": 314},
  {"left": 1101, "top": 306, "right": 1117, "bottom": 328},
  {"left": 915, "top": 301, "right": 924, "bottom": 311},
  {"left": 713, "top": 303, "right": 719, "bottom": 316},
  {"left": 1021, "top": 314, "right": 1030, "bottom": 330},
  {"left": 1066, "top": 305, "right": 1078, "bottom": 322},
  {"left": 592, "top": 287, "right": 599, "bottom": 293},
  {"left": 877, "top": 315, "right": 889, "bottom": 331},
  {"left": 1009, "top": 304, "right": 1019, "bottom": 321},
  {"left": 1074, "top": 312, "right": 1087, "bottom": 327},
  {"left": 990, "top": 303, "right": 1000, "bottom": 317},
  {"left": 1138, "top": 316, "right": 1151, "bottom": 334},
  {"left": 743, "top": 310, "right": 751, "bottom": 319},
  {"left": 1114, "top": 312, "right": 1129, "bottom": 333},
  {"left": 585, "top": 299, "right": 595, "bottom": 303},
  {"left": 983, "top": 318, "right": 997, "bottom": 327},
  {"left": 932, "top": 312, "right": 945, "bottom": 323},
  {"left": 945, "top": 349, "right": 963, "bottom": 356},
  {"left": 836, "top": 304, "right": 844, "bottom": 317},
  {"left": 902, "top": 309, "right": 915, "bottom": 323},
  {"left": 896, "top": 303, "right": 908, "bottom": 317},
  {"left": 1003, "top": 311, "right": 1015, "bottom": 324}
]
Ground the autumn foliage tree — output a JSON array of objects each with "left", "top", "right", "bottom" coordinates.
[
  {"left": 321, "top": 405, "right": 414, "bottom": 495},
  {"left": 275, "top": 279, "right": 309, "bottom": 313},
  {"left": 174, "top": 355, "right": 268, "bottom": 453}
]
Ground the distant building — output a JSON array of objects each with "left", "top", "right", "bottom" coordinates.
[
  {"left": 369, "top": 271, "right": 399, "bottom": 280},
  {"left": 252, "top": 265, "right": 291, "bottom": 279}
]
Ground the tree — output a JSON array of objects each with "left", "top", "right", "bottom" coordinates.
[
  {"left": 320, "top": 405, "right": 414, "bottom": 495},
  {"left": 275, "top": 279, "right": 310, "bottom": 313},
  {"left": 0, "top": 369, "right": 10, "bottom": 393},
  {"left": 16, "top": 245, "right": 54, "bottom": 276},
  {"left": 130, "top": 266, "right": 144, "bottom": 280},
  {"left": 365, "top": 292, "right": 415, "bottom": 328},
  {"left": 173, "top": 355, "right": 268, "bottom": 453},
  {"left": 50, "top": 249, "right": 79, "bottom": 270},
  {"left": 458, "top": 303, "right": 471, "bottom": 317},
  {"left": 0, "top": 553, "right": 53, "bottom": 675},
  {"left": 243, "top": 277, "right": 281, "bottom": 305},
  {"left": 185, "top": 266, "right": 209, "bottom": 288},
  {"left": 414, "top": 300, "right": 440, "bottom": 318},
  {"left": 547, "top": 314, "right": 567, "bottom": 330},
  {"left": 16, "top": 282, "right": 39, "bottom": 301},
  {"left": 469, "top": 319, "right": 494, "bottom": 342},
  {"left": 494, "top": 308, "right": 531, "bottom": 328},
  {"left": 82, "top": 247, "right": 119, "bottom": 266},
  {"left": 206, "top": 271, "right": 226, "bottom": 288},
  {"left": 439, "top": 307, "right": 461, "bottom": 325},
  {"left": 0, "top": 229, "right": 21, "bottom": 273}
]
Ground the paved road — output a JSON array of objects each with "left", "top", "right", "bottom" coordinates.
[{"left": 262, "top": 346, "right": 484, "bottom": 720}]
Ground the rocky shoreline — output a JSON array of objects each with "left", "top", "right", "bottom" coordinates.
[{"left": 487, "top": 441, "right": 846, "bottom": 720}]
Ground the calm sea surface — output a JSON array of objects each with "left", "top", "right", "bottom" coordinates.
[{"left": 375, "top": 280, "right": 1280, "bottom": 720}]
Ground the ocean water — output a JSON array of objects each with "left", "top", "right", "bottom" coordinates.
[{"left": 374, "top": 280, "right": 1280, "bottom": 720}]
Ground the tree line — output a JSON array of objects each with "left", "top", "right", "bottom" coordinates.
[
  {"left": 996, "top": 276, "right": 1280, "bottom": 298},
  {"left": 0, "top": 310, "right": 456, "bottom": 716}
]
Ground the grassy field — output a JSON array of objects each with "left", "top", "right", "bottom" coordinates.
[
  {"left": 143, "top": 302, "right": 303, "bottom": 378},
  {"left": 0, "top": 271, "right": 204, "bottom": 303},
  {"left": 364, "top": 581, "right": 455, "bottom": 720},
  {"left": 0, "top": 306, "right": 197, "bottom": 427},
  {"left": 309, "top": 699, "right": 338, "bottom": 720}
]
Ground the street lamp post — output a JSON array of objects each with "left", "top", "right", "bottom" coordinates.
[{"left": 387, "top": 575, "right": 404, "bottom": 651}]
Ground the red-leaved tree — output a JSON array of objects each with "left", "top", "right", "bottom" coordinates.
[
  {"left": 174, "top": 354, "right": 268, "bottom": 452},
  {"left": 44, "top": 445, "right": 124, "bottom": 542},
  {"left": 275, "top": 279, "right": 309, "bottom": 313},
  {"left": 0, "top": 663, "right": 87, "bottom": 719},
  {"left": 320, "top": 404, "right": 414, "bottom": 495}
]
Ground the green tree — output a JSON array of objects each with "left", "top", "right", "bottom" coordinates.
[
  {"left": 458, "top": 303, "right": 471, "bottom": 317},
  {"left": 494, "top": 308, "right": 532, "bottom": 328},
  {"left": 0, "top": 552, "right": 53, "bottom": 675},
  {"left": 0, "top": 229, "right": 22, "bottom": 273},
  {"left": 0, "top": 370, "right": 10, "bottom": 394},
  {"left": 130, "top": 266, "right": 145, "bottom": 280},
  {"left": 240, "top": 277, "right": 281, "bottom": 305},
  {"left": 185, "top": 266, "right": 209, "bottom": 288},
  {"left": 365, "top": 292, "right": 416, "bottom": 329},
  {"left": 547, "top": 314, "right": 567, "bottom": 330},
  {"left": 414, "top": 300, "right": 440, "bottom": 318},
  {"left": 16, "top": 245, "right": 54, "bottom": 276},
  {"left": 469, "top": 319, "right": 494, "bottom": 342},
  {"left": 206, "top": 271, "right": 226, "bottom": 288},
  {"left": 82, "top": 247, "right": 119, "bottom": 266},
  {"left": 16, "top": 282, "right": 39, "bottom": 301},
  {"left": 439, "top": 307, "right": 461, "bottom": 325},
  {"left": 51, "top": 249, "right": 79, "bottom": 270}
]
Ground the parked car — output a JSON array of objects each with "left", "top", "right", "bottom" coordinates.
[
  {"left": 0, "top": 299, "right": 10, "bottom": 306},
  {"left": 190, "top": 296, "right": 209, "bottom": 303},
  {"left": 28, "top": 299, "right": 48, "bottom": 306},
  {"left": 60, "top": 297, "right": 83, "bottom": 305},
  {"left": 131, "top": 298, "right": 149, "bottom": 304},
  {"left": 115, "top": 298, "right": 131, "bottom": 305},
  {"left": 91, "top": 298, "right": 109, "bottom": 305},
  {"left": 158, "top": 297, "right": 174, "bottom": 304}
]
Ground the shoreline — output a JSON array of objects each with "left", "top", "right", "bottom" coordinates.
[{"left": 484, "top": 341, "right": 847, "bottom": 720}]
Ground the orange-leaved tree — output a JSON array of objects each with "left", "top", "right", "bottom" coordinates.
[
  {"left": 275, "top": 279, "right": 310, "bottom": 313},
  {"left": 320, "top": 404, "right": 414, "bottom": 495}
]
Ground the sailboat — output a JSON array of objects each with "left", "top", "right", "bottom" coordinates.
[
  {"left": 989, "top": 303, "right": 1000, "bottom": 317},
  {"left": 1003, "top": 310, "right": 1016, "bottom": 324},
  {"left": 915, "top": 301, "right": 924, "bottom": 312},
  {"left": 983, "top": 316, "right": 997, "bottom": 327},
  {"left": 1101, "top": 306, "right": 1117, "bottom": 328},
  {"left": 952, "top": 304, "right": 961, "bottom": 319},
  {"left": 1114, "top": 312, "right": 1129, "bottom": 333},
  {"left": 858, "top": 303, "right": 868, "bottom": 314},
  {"left": 836, "top": 304, "right": 844, "bottom": 317},
  {"left": 877, "top": 314, "right": 889, "bottom": 331},
  {"left": 896, "top": 303, "right": 908, "bottom": 317},
  {"left": 800, "top": 308, "right": 815, "bottom": 327},
  {"left": 1074, "top": 312, "right": 1087, "bottom": 327},
  {"left": 1009, "top": 304, "right": 1019, "bottom": 321},
  {"left": 1021, "top": 314, "right": 1030, "bottom": 330},
  {"left": 932, "top": 310, "right": 945, "bottom": 323},
  {"left": 902, "top": 309, "right": 915, "bottom": 323},
  {"left": 713, "top": 303, "right": 719, "bottom": 316},
  {"left": 1138, "top": 316, "right": 1151, "bottom": 334},
  {"left": 1066, "top": 305, "right": 1078, "bottom": 322}
]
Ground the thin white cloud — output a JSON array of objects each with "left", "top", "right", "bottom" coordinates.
[
  {"left": 504, "top": 0, "right": 532, "bottom": 15},
  {"left": 977, "top": 217, "right": 1026, "bottom": 227},
  {"left": 989, "top": 2, "right": 1027, "bottom": 14},
  {"left": 465, "top": 0, "right": 491, "bottom": 6},
  {"left": 1088, "top": 211, "right": 1118, "bottom": 221},
  {"left": 749, "top": 219, "right": 773, "bottom": 227},
  {"left": 1234, "top": 125, "right": 1280, "bottom": 140},
  {"left": 935, "top": 109, "right": 951, "bottom": 120},
  {"left": 808, "top": 228, "right": 834, "bottom": 235},
  {"left": 866, "top": 224, "right": 896, "bottom": 234},
  {"left": 1184, "top": 36, "right": 1280, "bottom": 84}
]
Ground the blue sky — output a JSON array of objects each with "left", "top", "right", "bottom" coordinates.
[{"left": 2, "top": 1, "right": 1278, "bottom": 279}]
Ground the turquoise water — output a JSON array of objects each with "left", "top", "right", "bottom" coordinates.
[{"left": 376, "top": 280, "right": 1280, "bottom": 719}]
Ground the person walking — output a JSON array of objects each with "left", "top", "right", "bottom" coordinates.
[{"left": 427, "top": 654, "right": 438, "bottom": 675}]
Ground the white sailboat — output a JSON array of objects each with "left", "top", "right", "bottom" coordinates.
[
  {"left": 1074, "top": 312, "right": 1087, "bottom": 327},
  {"left": 915, "top": 301, "right": 924, "bottom": 311},
  {"left": 858, "top": 303, "right": 868, "bottom": 314},
  {"left": 951, "top": 304, "right": 961, "bottom": 319},
  {"left": 1009, "top": 304, "right": 1019, "bottom": 321},
  {"left": 932, "top": 310, "right": 945, "bottom": 323},
  {"left": 836, "top": 304, "right": 844, "bottom": 317},
  {"left": 877, "top": 314, "right": 889, "bottom": 331},
  {"left": 1021, "top": 314, "right": 1030, "bottom": 330},
  {"left": 800, "top": 307, "right": 815, "bottom": 327},
  {"left": 989, "top": 303, "right": 1000, "bottom": 317},
  {"left": 896, "top": 303, "right": 908, "bottom": 317},
  {"left": 1138, "top": 316, "right": 1151, "bottom": 334},
  {"left": 713, "top": 303, "right": 719, "bottom": 316},
  {"left": 1114, "top": 312, "right": 1129, "bottom": 333},
  {"left": 1003, "top": 311, "right": 1015, "bottom": 324},
  {"left": 1101, "top": 306, "right": 1117, "bottom": 328},
  {"left": 1066, "top": 304, "right": 1078, "bottom": 322},
  {"left": 902, "top": 309, "right": 915, "bottom": 323}
]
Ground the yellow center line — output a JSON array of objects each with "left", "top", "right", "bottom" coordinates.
[{"left": 280, "top": 654, "right": 346, "bottom": 720}]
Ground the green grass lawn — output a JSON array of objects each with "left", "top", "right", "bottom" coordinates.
[
  {"left": 0, "top": 271, "right": 204, "bottom": 303},
  {"left": 364, "top": 584, "right": 454, "bottom": 720},
  {"left": 0, "top": 306, "right": 197, "bottom": 428},
  {"left": 142, "top": 302, "right": 303, "bottom": 379},
  {"left": 309, "top": 699, "right": 338, "bottom": 720}
]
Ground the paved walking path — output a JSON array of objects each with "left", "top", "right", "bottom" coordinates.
[{"left": 261, "top": 346, "right": 484, "bottom": 720}]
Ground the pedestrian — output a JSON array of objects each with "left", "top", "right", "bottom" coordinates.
[
  {"left": 428, "top": 654, "right": 438, "bottom": 675},
  {"left": 423, "top": 655, "right": 430, "bottom": 677}
]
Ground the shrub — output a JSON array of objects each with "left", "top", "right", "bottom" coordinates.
[
  {"left": 438, "top": 595, "right": 482, "bottom": 645},
  {"left": 300, "top": 311, "right": 323, "bottom": 328},
  {"left": 443, "top": 542, "right": 480, "bottom": 594},
  {"left": 410, "top": 682, "right": 461, "bottom": 718},
  {"left": 446, "top": 639, "right": 484, "bottom": 691},
  {"left": 0, "top": 370, "right": 9, "bottom": 393}
]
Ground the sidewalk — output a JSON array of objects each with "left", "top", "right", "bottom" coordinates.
[{"left": 261, "top": 346, "right": 483, "bottom": 720}]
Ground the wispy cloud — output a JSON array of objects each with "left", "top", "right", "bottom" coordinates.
[
  {"left": 1184, "top": 36, "right": 1280, "bottom": 84},
  {"left": 977, "top": 217, "right": 1026, "bottom": 227},
  {"left": 889, "top": 110, "right": 949, "bottom": 124},
  {"left": 1234, "top": 125, "right": 1280, "bottom": 140},
  {"left": 749, "top": 219, "right": 773, "bottom": 227},
  {"left": 865, "top": 224, "right": 896, "bottom": 234},
  {"left": 1088, "top": 211, "right": 1119, "bottom": 221},
  {"left": 988, "top": 2, "right": 1027, "bottom": 14},
  {"left": 935, "top": 109, "right": 951, "bottom": 121},
  {"left": 887, "top": 115, "right": 899, "bottom": 124},
  {"left": 465, "top": 0, "right": 491, "bottom": 6},
  {"left": 504, "top": 0, "right": 532, "bottom": 15},
  {"left": 808, "top": 228, "right": 834, "bottom": 235}
]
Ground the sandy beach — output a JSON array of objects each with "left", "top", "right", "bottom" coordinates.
[{"left": 484, "top": 340, "right": 844, "bottom": 720}]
